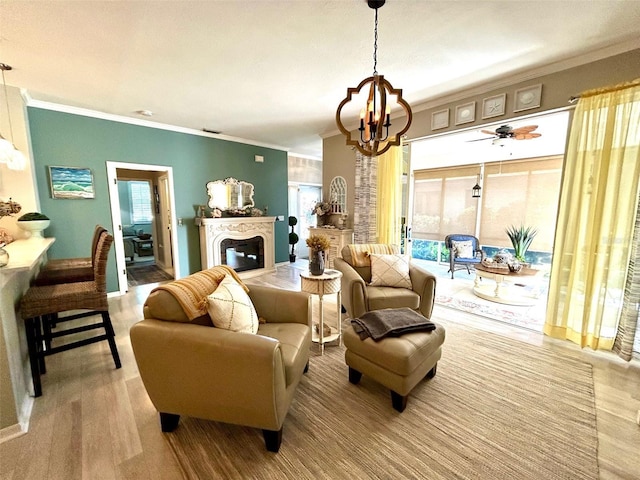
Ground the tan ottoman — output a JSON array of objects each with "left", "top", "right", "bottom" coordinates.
[{"left": 344, "top": 318, "right": 445, "bottom": 412}]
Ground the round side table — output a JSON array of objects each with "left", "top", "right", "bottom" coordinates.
[{"left": 300, "top": 269, "right": 342, "bottom": 354}]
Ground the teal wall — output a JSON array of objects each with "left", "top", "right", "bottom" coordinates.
[{"left": 27, "top": 108, "right": 289, "bottom": 292}]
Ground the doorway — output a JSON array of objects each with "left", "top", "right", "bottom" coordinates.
[
  {"left": 106, "top": 162, "right": 179, "bottom": 294},
  {"left": 288, "top": 184, "right": 321, "bottom": 259}
]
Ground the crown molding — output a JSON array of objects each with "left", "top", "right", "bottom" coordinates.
[{"left": 23, "top": 97, "right": 290, "bottom": 152}]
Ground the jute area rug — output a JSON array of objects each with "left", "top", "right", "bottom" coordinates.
[{"left": 164, "top": 317, "right": 599, "bottom": 480}]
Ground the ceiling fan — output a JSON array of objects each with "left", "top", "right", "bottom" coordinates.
[{"left": 468, "top": 124, "right": 542, "bottom": 144}]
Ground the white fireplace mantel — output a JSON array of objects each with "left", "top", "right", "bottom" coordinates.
[{"left": 197, "top": 216, "right": 276, "bottom": 278}]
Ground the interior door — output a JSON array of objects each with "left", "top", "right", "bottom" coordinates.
[{"left": 158, "top": 174, "right": 174, "bottom": 275}]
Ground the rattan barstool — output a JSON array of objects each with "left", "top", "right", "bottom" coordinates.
[
  {"left": 33, "top": 225, "right": 107, "bottom": 286},
  {"left": 20, "top": 230, "right": 121, "bottom": 396}
]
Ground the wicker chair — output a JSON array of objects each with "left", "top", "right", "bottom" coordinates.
[
  {"left": 444, "top": 234, "right": 484, "bottom": 279},
  {"left": 33, "top": 225, "right": 107, "bottom": 286},
  {"left": 20, "top": 230, "right": 121, "bottom": 397}
]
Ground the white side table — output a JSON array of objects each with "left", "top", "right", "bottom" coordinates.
[{"left": 300, "top": 269, "right": 342, "bottom": 354}]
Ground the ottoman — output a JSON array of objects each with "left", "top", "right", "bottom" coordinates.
[{"left": 344, "top": 317, "right": 445, "bottom": 412}]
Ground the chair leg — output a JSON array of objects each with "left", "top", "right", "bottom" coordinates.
[
  {"left": 24, "top": 317, "right": 42, "bottom": 397},
  {"left": 348, "top": 367, "right": 362, "bottom": 384},
  {"left": 101, "top": 312, "right": 122, "bottom": 369},
  {"left": 263, "top": 427, "right": 283, "bottom": 452},
  {"left": 160, "top": 412, "right": 180, "bottom": 432},
  {"left": 35, "top": 317, "right": 46, "bottom": 375}
]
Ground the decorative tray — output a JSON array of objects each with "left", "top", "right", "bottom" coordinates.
[{"left": 480, "top": 259, "right": 509, "bottom": 270}]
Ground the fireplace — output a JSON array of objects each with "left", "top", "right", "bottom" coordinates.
[
  {"left": 197, "top": 216, "right": 276, "bottom": 279},
  {"left": 220, "top": 236, "right": 264, "bottom": 273}
]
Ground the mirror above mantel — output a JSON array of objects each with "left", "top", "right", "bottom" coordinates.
[{"left": 206, "top": 177, "right": 255, "bottom": 211}]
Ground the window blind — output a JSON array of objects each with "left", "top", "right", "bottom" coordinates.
[{"left": 129, "top": 181, "right": 153, "bottom": 224}]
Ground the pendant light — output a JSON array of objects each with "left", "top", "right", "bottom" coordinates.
[
  {"left": 335, "top": 0, "right": 412, "bottom": 157},
  {"left": 0, "top": 63, "right": 26, "bottom": 171}
]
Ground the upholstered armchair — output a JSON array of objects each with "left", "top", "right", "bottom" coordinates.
[
  {"left": 130, "top": 267, "right": 311, "bottom": 452},
  {"left": 333, "top": 244, "right": 437, "bottom": 320},
  {"left": 444, "top": 234, "right": 484, "bottom": 279}
]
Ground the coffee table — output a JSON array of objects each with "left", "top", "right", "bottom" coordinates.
[
  {"left": 473, "top": 263, "right": 543, "bottom": 306},
  {"left": 132, "top": 237, "right": 153, "bottom": 256}
]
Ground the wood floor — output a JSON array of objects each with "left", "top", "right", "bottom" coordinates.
[{"left": 2, "top": 262, "right": 639, "bottom": 479}]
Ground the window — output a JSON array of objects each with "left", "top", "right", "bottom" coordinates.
[
  {"left": 479, "top": 156, "right": 562, "bottom": 251},
  {"left": 411, "top": 156, "right": 563, "bottom": 264},
  {"left": 412, "top": 165, "right": 479, "bottom": 241},
  {"left": 129, "top": 181, "right": 153, "bottom": 224}
]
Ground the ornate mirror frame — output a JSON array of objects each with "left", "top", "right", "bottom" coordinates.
[{"left": 206, "top": 177, "right": 255, "bottom": 211}]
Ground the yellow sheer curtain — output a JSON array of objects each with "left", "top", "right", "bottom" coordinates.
[
  {"left": 376, "top": 145, "right": 403, "bottom": 245},
  {"left": 545, "top": 79, "right": 640, "bottom": 350}
]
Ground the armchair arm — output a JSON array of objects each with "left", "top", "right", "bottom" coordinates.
[
  {"left": 246, "top": 284, "right": 310, "bottom": 325},
  {"left": 334, "top": 257, "right": 368, "bottom": 319},
  {"left": 130, "top": 319, "right": 288, "bottom": 430},
  {"left": 409, "top": 262, "right": 437, "bottom": 319}
]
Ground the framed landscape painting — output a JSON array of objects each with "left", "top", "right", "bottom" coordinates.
[{"left": 48, "top": 166, "right": 95, "bottom": 199}]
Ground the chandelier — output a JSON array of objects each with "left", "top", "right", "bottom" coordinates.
[
  {"left": 335, "top": 0, "right": 412, "bottom": 157},
  {"left": 0, "top": 63, "right": 26, "bottom": 171}
]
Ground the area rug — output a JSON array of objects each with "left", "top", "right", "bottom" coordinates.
[
  {"left": 127, "top": 263, "right": 173, "bottom": 286},
  {"left": 436, "top": 291, "right": 547, "bottom": 331},
  {"left": 164, "top": 319, "right": 599, "bottom": 479}
]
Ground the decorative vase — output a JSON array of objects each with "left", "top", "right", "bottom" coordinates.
[
  {"left": 309, "top": 250, "right": 325, "bottom": 276},
  {"left": 508, "top": 261, "right": 523, "bottom": 273},
  {"left": 0, "top": 244, "right": 8, "bottom": 267},
  {"left": 17, "top": 219, "right": 51, "bottom": 238}
]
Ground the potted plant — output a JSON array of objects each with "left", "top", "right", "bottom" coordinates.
[
  {"left": 505, "top": 224, "right": 538, "bottom": 263},
  {"left": 17, "top": 212, "right": 51, "bottom": 238},
  {"left": 288, "top": 216, "right": 299, "bottom": 262}
]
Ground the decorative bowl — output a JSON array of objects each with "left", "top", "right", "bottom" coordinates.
[
  {"left": 17, "top": 219, "right": 51, "bottom": 238},
  {"left": 138, "top": 233, "right": 152, "bottom": 240}
]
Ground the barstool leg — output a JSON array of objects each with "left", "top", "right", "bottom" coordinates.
[
  {"left": 24, "top": 317, "right": 43, "bottom": 397},
  {"left": 35, "top": 316, "right": 47, "bottom": 374},
  {"left": 101, "top": 312, "right": 121, "bottom": 369}
]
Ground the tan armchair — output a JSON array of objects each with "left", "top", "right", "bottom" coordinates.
[
  {"left": 130, "top": 269, "right": 311, "bottom": 453},
  {"left": 333, "top": 244, "right": 437, "bottom": 320}
]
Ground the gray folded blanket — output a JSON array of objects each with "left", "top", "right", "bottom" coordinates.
[{"left": 351, "top": 308, "right": 436, "bottom": 341}]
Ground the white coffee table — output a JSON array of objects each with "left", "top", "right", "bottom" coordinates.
[{"left": 473, "top": 263, "right": 543, "bottom": 306}]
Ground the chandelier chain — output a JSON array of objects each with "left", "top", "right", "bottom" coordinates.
[{"left": 372, "top": 7, "right": 378, "bottom": 75}]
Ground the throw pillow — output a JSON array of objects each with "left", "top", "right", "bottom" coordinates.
[
  {"left": 451, "top": 240, "right": 474, "bottom": 259},
  {"left": 206, "top": 274, "right": 259, "bottom": 334},
  {"left": 369, "top": 253, "right": 412, "bottom": 289}
]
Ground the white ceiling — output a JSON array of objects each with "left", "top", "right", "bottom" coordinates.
[{"left": 1, "top": 1, "right": 639, "bottom": 158}]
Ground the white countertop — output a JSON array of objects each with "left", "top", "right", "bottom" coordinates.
[{"left": 1, "top": 237, "right": 56, "bottom": 273}]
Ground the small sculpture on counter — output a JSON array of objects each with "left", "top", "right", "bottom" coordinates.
[
  {"left": 0, "top": 197, "right": 22, "bottom": 218},
  {"left": 0, "top": 228, "right": 14, "bottom": 245}
]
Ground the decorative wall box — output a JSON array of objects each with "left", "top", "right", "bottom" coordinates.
[
  {"left": 482, "top": 94, "right": 506, "bottom": 119},
  {"left": 455, "top": 102, "right": 476, "bottom": 125},
  {"left": 514, "top": 84, "right": 542, "bottom": 112},
  {"left": 431, "top": 109, "right": 449, "bottom": 130}
]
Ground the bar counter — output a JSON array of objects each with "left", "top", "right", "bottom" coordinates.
[{"left": 0, "top": 237, "right": 55, "bottom": 440}]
